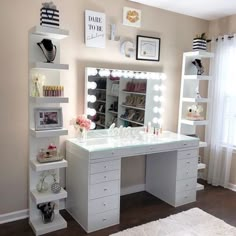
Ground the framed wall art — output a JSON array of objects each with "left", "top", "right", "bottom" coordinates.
[
  {"left": 123, "top": 7, "right": 141, "bottom": 28},
  {"left": 136, "top": 35, "right": 161, "bottom": 61},
  {"left": 85, "top": 10, "right": 106, "bottom": 48},
  {"left": 34, "top": 107, "right": 63, "bottom": 130}
]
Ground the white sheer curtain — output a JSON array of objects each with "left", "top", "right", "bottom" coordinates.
[{"left": 206, "top": 35, "right": 236, "bottom": 188}]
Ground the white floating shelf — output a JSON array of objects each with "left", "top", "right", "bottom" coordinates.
[
  {"left": 198, "top": 163, "right": 206, "bottom": 170},
  {"left": 119, "top": 117, "right": 143, "bottom": 126},
  {"left": 29, "top": 26, "right": 69, "bottom": 40},
  {"left": 121, "top": 104, "right": 145, "bottom": 111},
  {"left": 108, "top": 110, "right": 118, "bottom": 115},
  {"left": 184, "top": 51, "right": 214, "bottom": 58},
  {"left": 30, "top": 159, "right": 67, "bottom": 172},
  {"left": 196, "top": 183, "right": 204, "bottom": 191},
  {"left": 31, "top": 188, "right": 67, "bottom": 204},
  {"left": 122, "top": 91, "right": 146, "bottom": 96},
  {"left": 29, "top": 213, "right": 67, "bottom": 236},
  {"left": 199, "top": 141, "right": 207, "bottom": 148},
  {"left": 183, "top": 75, "right": 212, "bottom": 80},
  {"left": 30, "top": 96, "right": 69, "bottom": 104},
  {"left": 181, "top": 119, "right": 208, "bottom": 126},
  {"left": 182, "top": 97, "right": 209, "bottom": 103},
  {"left": 31, "top": 62, "right": 69, "bottom": 70},
  {"left": 30, "top": 128, "right": 68, "bottom": 138}
]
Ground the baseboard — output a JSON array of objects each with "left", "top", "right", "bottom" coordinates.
[
  {"left": 0, "top": 209, "right": 29, "bottom": 224},
  {"left": 0, "top": 199, "right": 66, "bottom": 224},
  {"left": 121, "top": 184, "right": 146, "bottom": 196},
  {"left": 228, "top": 183, "right": 236, "bottom": 192}
]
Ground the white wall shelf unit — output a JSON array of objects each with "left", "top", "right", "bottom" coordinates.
[
  {"left": 29, "top": 214, "right": 67, "bottom": 236},
  {"left": 30, "top": 128, "right": 68, "bottom": 138},
  {"left": 182, "top": 98, "right": 209, "bottom": 103},
  {"left": 181, "top": 119, "right": 208, "bottom": 126},
  {"left": 29, "top": 25, "right": 69, "bottom": 39},
  {"left": 28, "top": 25, "right": 69, "bottom": 235},
  {"left": 178, "top": 51, "right": 214, "bottom": 192},
  {"left": 30, "top": 96, "right": 69, "bottom": 104},
  {"left": 31, "top": 62, "right": 69, "bottom": 71},
  {"left": 30, "top": 159, "right": 68, "bottom": 172},
  {"left": 31, "top": 189, "right": 67, "bottom": 205}
]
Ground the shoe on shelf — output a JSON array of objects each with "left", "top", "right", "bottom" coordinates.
[
  {"left": 136, "top": 96, "right": 145, "bottom": 108},
  {"left": 127, "top": 109, "right": 136, "bottom": 120}
]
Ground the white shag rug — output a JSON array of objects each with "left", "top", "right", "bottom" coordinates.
[{"left": 110, "top": 208, "right": 236, "bottom": 236}]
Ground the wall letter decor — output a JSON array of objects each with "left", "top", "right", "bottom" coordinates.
[{"left": 85, "top": 10, "right": 106, "bottom": 48}]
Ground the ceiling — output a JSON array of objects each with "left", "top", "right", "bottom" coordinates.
[{"left": 129, "top": 0, "right": 236, "bottom": 20}]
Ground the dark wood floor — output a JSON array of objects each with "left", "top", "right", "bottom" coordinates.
[{"left": 1, "top": 181, "right": 236, "bottom": 236}]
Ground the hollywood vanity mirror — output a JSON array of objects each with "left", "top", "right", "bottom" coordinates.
[
  {"left": 85, "top": 67, "right": 165, "bottom": 129},
  {"left": 85, "top": 67, "right": 166, "bottom": 130}
]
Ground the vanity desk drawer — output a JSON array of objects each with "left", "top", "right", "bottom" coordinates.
[
  {"left": 88, "top": 195, "right": 119, "bottom": 215},
  {"left": 175, "top": 190, "right": 196, "bottom": 207},
  {"left": 176, "top": 178, "right": 197, "bottom": 193},
  {"left": 176, "top": 161, "right": 198, "bottom": 180},
  {"left": 90, "top": 170, "right": 120, "bottom": 185},
  {"left": 90, "top": 159, "right": 121, "bottom": 174},
  {"left": 88, "top": 209, "right": 119, "bottom": 233},
  {"left": 89, "top": 180, "right": 120, "bottom": 199},
  {"left": 177, "top": 149, "right": 198, "bottom": 160},
  {"left": 90, "top": 149, "right": 120, "bottom": 160}
]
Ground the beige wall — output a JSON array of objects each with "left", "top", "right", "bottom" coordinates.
[
  {"left": 0, "top": 0, "right": 208, "bottom": 214},
  {"left": 208, "top": 15, "right": 236, "bottom": 184}
]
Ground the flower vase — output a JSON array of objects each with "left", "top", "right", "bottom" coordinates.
[{"left": 78, "top": 127, "right": 87, "bottom": 142}]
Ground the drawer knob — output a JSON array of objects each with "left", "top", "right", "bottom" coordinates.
[
  {"left": 185, "top": 184, "right": 189, "bottom": 187},
  {"left": 104, "top": 176, "right": 107, "bottom": 179},
  {"left": 104, "top": 166, "right": 107, "bottom": 169},
  {"left": 187, "top": 153, "right": 191, "bottom": 155},
  {"left": 186, "top": 161, "right": 190, "bottom": 164},
  {"left": 102, "top": 218, "right": 107, "bottom": 221},
  {"left": 184, "top": 196, "right": 188, "bottom": 199},
  {"left": 104, "top": 188, "right": 108, "bottom": 191},
  {"left": 183, "top": 143, "right": 187, "bottom": 146},
  {"left": 103, "top": 203, "right": 106, "bottom": 206},
  {"left": 112, "top": 152, "right": 114, "bottom": 155}
]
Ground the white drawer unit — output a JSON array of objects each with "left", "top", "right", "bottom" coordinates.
[
  {"left": 66, "top": 131, "right": 199, "bottom": 233},
  {"left": 90, "top": 159, "right": 121, "bottom": 174},
  {"left": 176, "top": 178, "right": 197, "bottom": 193},
  {"left": 176, "top": 157, "right": 198, "bottom": 180},
  {"left": 175, "top": 190, "right": 196, "bottom": 207},
  {"left": 177, "top": 149, "right": 198, "bottom": 160},
  {"left": 90, "top": 170, "right": 120, "bottom": 185},
  {"left": 88, "top": 209, "right": 119, "bottom": 233},
  {"left": 90, "top": 149, "right": 120, "bottom": 159},
  {"left": 89, "top": 180, "right": 120, "bottom": 199},
  {"left": 88, "top": 195, "right": 119, "bottom": 215}
]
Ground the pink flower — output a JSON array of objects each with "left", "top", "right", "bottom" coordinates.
[{"left": 75, "top": 115, "right": 91, "bottom": 131}]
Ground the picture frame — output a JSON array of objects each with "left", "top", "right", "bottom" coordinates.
[
  {"left": 34, "top": 107, "right": 63, "bottom": 130},
  {"left": 85, "top": 10, "right": 106, "bottom": 48},
  {"left": 136, "top": 35, "right": 161, "bottom": 61},
  {"left": 123, "top": 7, "right": 141, "bottom": 28}
]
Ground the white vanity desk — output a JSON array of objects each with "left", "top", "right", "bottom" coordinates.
[{"left": 66, "top": 129, "right": 199, "bottom": 233}]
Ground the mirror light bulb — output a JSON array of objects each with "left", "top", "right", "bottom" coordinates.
[
  {"left": 87, "top": 68, "right": 98, "bottom": 76},
  {"left": 128, "top": 71, "right": 134, "bottom": 78},
  {"left": 90, "top": 122, "right": 96, "bottom": 129},
  {"left": 152, "top": 117, "right": 159, "bottom": 124},
  {"left": 153, "top": 95, "right": 160, "bottom": 102},
  {"left": 154, "top": 84, "right": 160, "bottom": 91},
  {"left": 153, "top": 107, "right": 159, "bottom": 113}
]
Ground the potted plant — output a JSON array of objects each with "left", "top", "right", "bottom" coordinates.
[{"left": 193, "top": 33, "right": 207, "bottom": 51}]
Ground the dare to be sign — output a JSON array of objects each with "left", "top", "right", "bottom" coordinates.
[{"left": 85, "top": 10, "right": 106, "bottom": 48}]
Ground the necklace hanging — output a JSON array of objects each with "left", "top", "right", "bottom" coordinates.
[{"left": 37, "top": 39, "right": 57, "bottom": 63}]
